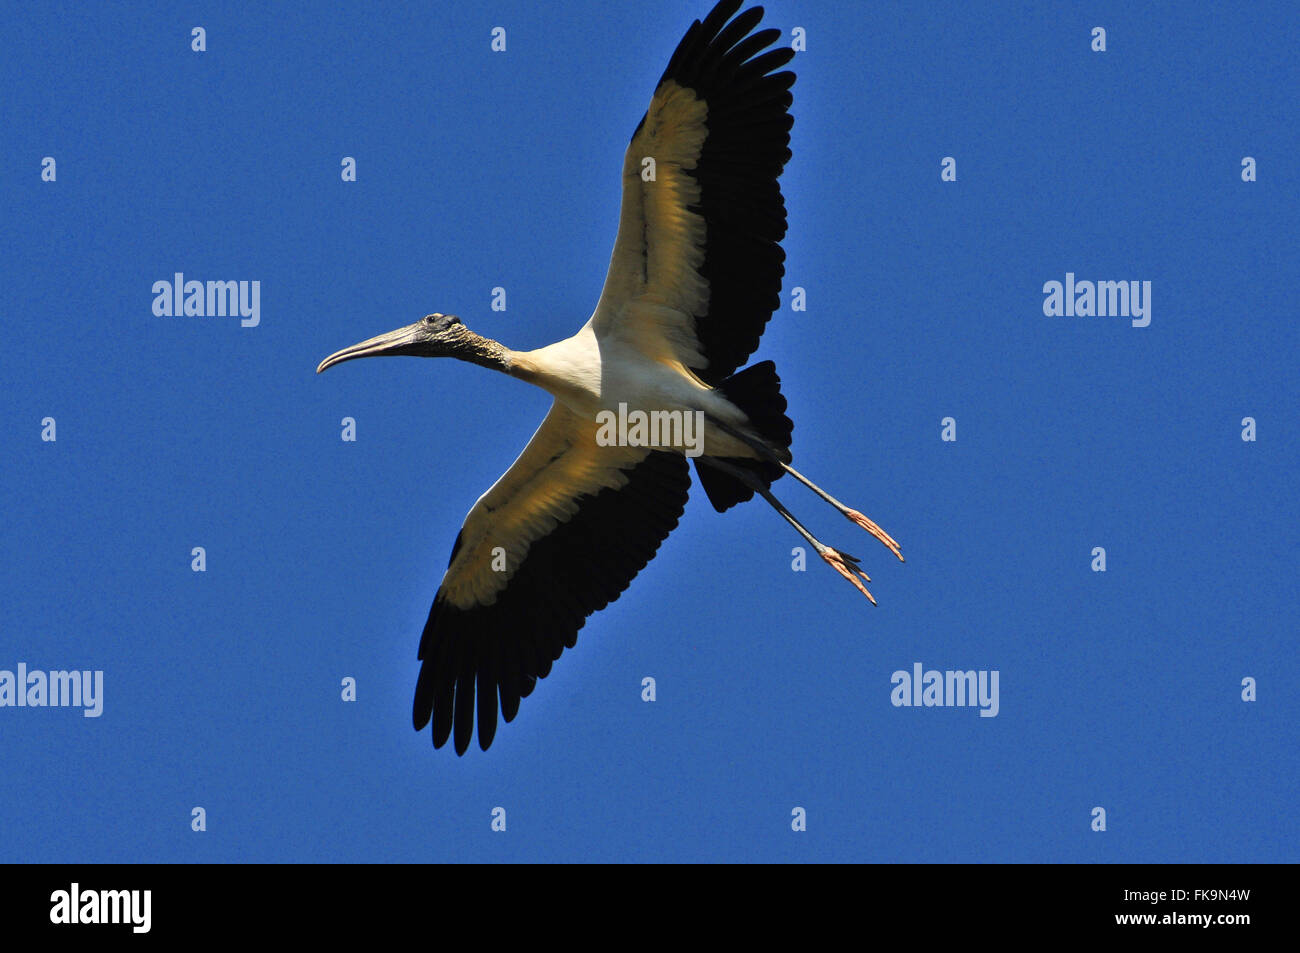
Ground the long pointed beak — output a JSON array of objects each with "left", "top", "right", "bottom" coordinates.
[{"left": 316, "top": 321, "right": 425, "bottom": 374}]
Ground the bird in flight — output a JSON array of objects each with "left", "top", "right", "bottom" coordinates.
[{"left": 317, "top": 0, "right": 903, "bottom": 754}]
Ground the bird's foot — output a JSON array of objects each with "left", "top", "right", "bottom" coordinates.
[
  {"left": 820, "top": 547, "right": 876, "bottom": 605},
  {"left": 844, "top": 508, "right": 904, "bottom": 562}
]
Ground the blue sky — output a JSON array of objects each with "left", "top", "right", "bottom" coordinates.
[{"left": 2, "top": 0, "right": 1296, "bottom": 862}]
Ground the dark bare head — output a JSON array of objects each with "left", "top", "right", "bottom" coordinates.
[{"left": 317, "top": 313, "right": 509, "bottom": 374}]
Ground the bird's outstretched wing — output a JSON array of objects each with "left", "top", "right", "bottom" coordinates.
[
  {"left": 413, "top": 402, "right": 690, "bottom": 753},
  {"left": 589, "top": 0, "right": 795, "bottom": 385}
]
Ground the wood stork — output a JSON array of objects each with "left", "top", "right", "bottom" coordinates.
[{"left": 317, "top": 0, "right": 903, "bottom": 754}]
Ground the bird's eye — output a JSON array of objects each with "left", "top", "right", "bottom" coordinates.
[{"left": 424, "top": 314, "right": 440, "bottom": 325}]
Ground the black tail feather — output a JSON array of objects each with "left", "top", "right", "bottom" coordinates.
[{"left": 696, "top": 360, "right": 793, "bottom": 512}]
